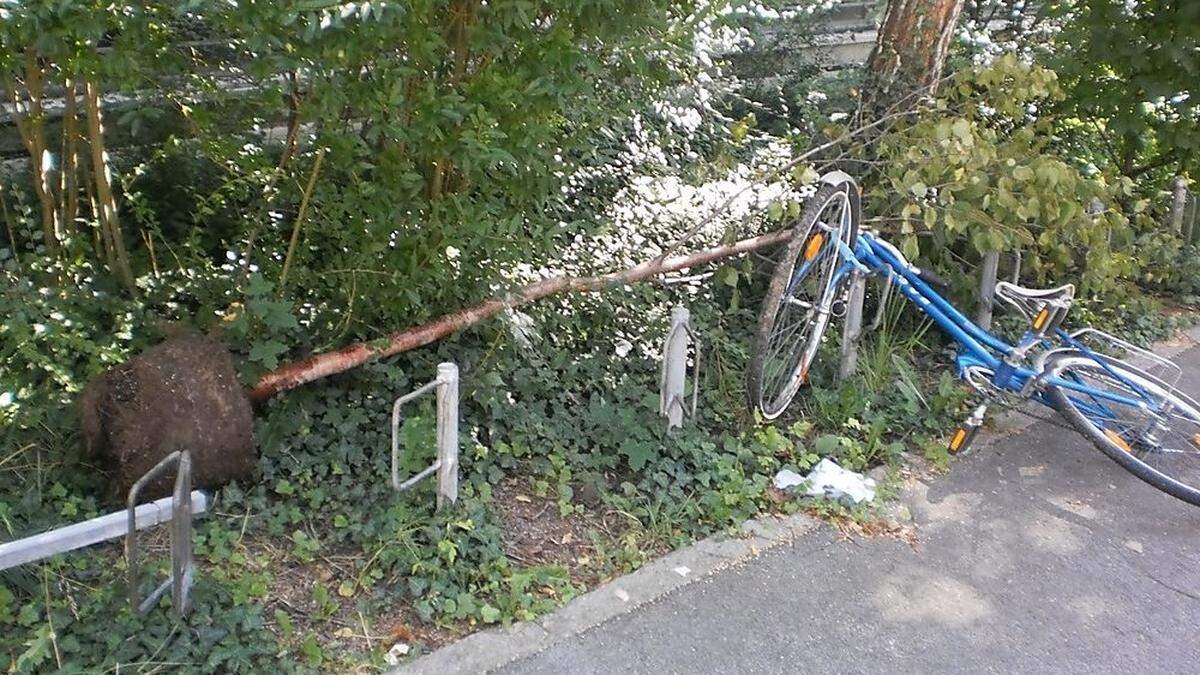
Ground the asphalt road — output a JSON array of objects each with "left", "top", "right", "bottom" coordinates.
[{"left": 501, "top": 344, "right": 1200, "bottom": 674}]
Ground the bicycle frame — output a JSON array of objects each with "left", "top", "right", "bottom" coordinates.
[{"left": 817, "top": 230, "right": 1153, "bottom": 412}]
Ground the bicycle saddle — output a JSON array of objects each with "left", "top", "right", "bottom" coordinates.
[{"left": 994, "top": 281, "right": 1075, "bottom": 324}]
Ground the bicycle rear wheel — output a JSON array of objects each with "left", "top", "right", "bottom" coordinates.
[
  {"left": 1046, "top": 351, "right": 1200, "bottom": 506},
  {"left": 749, "top": 179, "right": 860, "bottom": 419}
]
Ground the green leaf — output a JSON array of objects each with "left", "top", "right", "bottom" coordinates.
[
  {"left": 717, "top": 265, "right": 739, "bottom": 288},
  {"left": 300, "top": 634, "right": 324, "bottom": 667},
  {"left": 814, "top": 434, "right": 842, "bottom": 456},
  {"left": 620, "top": 440, "right": 656, "bottom": 472},
  {"left": 480, "top": 604, "right": 502, "bottom": 623},
  {"left": 248, "top": 340, "right": 288, "bottom": 368}
]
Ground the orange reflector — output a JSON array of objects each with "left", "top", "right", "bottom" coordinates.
[
  {"left": 1104, "top": 428, "right": 1133, "bottom": 453},
  {"left": 803, "top": 233, "right": 825, "bottom": 261},
  {"left": 1033, "top": 306, "right": 1050, "bottom": 330},
  {"left": 949, "top": 428, "right": 968, "bottom": 453}
]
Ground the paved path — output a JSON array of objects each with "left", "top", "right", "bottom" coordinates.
[{"left": 500, "top": 344, "right": 1200, "bottom": 674}]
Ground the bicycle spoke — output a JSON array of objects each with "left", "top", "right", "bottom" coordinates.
[
  {"left": 753, "top": 183, "right": 855, "bottom": 417},
  {"left": 1060, "top": 361, "right": 1200, "bottom": 493}
]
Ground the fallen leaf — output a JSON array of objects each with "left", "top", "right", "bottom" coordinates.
[{"left": 515, "top": 494, "right": 533, "bottom": 503}]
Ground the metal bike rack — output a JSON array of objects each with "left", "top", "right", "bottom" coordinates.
[
  {"left": 659, "top": 306, "right": 701, "bottom": 430},
  {"left": 838, "top": 271, "right": 868, "bottom": 381},
  {"left": 392, "top": 362, "right": 459, "bottom": 510},
  {"left": 0, "top": 450, "right": 206, "bottom": 620},
  {"left": 126, "top": 450, "right": 198, "bottom": 617},
  {"left": 975, "top": 250, "right": 1002, "bottom": 330}
]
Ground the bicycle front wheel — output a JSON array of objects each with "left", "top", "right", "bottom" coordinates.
[
  {"left": 1046, "top": 351, "right": 1200, "bottom": 506},
  {"left": 749, "top": 180, "right": 860, "bottom": 419}
]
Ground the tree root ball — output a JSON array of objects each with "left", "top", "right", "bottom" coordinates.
[{"left": 80, "top": 334, "right": 255, "bottom": 500}]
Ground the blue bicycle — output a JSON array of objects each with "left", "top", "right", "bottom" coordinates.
[{"left": 750, "top": 172, "right": 1200, "bottom": 506}]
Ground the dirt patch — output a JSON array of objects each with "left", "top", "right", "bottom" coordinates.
[
  {"left": 256, "top": 540, "right": 457, "bottom": 669},
  {"left": 80, "top": 334, "right": 255, "bottom": 500},
  {"left": 492, "top": 479, "right": 625, "bottom": 587}
]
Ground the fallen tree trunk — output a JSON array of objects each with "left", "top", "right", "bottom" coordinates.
[{"left": 249, "top": 227, "right": 795, "bottom": 403}]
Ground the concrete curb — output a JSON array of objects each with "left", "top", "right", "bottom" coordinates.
[
  {"left": 394, "top": 322, "right": 1200, "bottom": 675},
  {"left": 394, "top": 511, "right": 822, "bottom": 675}
]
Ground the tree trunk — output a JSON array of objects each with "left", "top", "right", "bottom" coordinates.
[
  {"left": 249, "top": 227, "right": 795, "bottom": 402},
  {"left": 863, "top": 0, "right": 965, "bottom": 114}
]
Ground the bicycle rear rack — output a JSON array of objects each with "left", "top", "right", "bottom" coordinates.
[{"left": 1069, "top": 327, "right": 1183, "bottom": 387}]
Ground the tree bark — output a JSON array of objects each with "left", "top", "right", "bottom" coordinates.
[
  {"left": 863, "top": 0, "right": 965, "bottom": 114},
  {"left": 249, "top": 227, "right": 795, "bottom": 402}
]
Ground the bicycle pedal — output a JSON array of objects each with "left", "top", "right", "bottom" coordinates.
[{"left": 948, "top": 404, "right": 989, "bottom": 455}]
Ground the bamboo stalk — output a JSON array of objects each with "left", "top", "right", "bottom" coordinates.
[
  {"left": 83, "top": 77, "right": 136, "bottom": 293},
  {"left": 0, "top": 182, "right": 22, "bottom": 271},
  {"left": 249, "top": 227, "right": 794, "bottom": 402},
  {"left": 7, "top": 51, "right": 61, "bottom": 253},
  {"left": 60, "top": 77, "right": 82, "bottom": 232},
  {"left": 278, "top": 146, "right": 327, "bottom": 293}
]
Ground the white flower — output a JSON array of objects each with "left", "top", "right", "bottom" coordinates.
[
  {"left": 445, "top": 246, "right": 460, "bottom": 260},
  {"left": 33, "top": 323, "right": 46, "bottom": 335},
  {"left": 829, "top": 112, "right": 848, "bottom": 122},
  {"left": 0, "top": 392, "right": 13, "bottom": 407}
]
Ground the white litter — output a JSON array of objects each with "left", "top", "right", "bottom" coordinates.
[
  {"left": 673, "top": 566, "right": 691, "bottom": 577},
  {"left": 773, "top": 458, "right": 877, "bottom": 504},
  {"left": 383, "top": 643, "right": 411, "bottom": 666}
]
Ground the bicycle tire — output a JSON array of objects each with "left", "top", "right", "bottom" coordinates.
[
  {"left": 749, "top": 179, "right": 861, "bottom": 419},
  {"left": 1045, "top": 350, "right": 1200, "bottom": 506}
]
